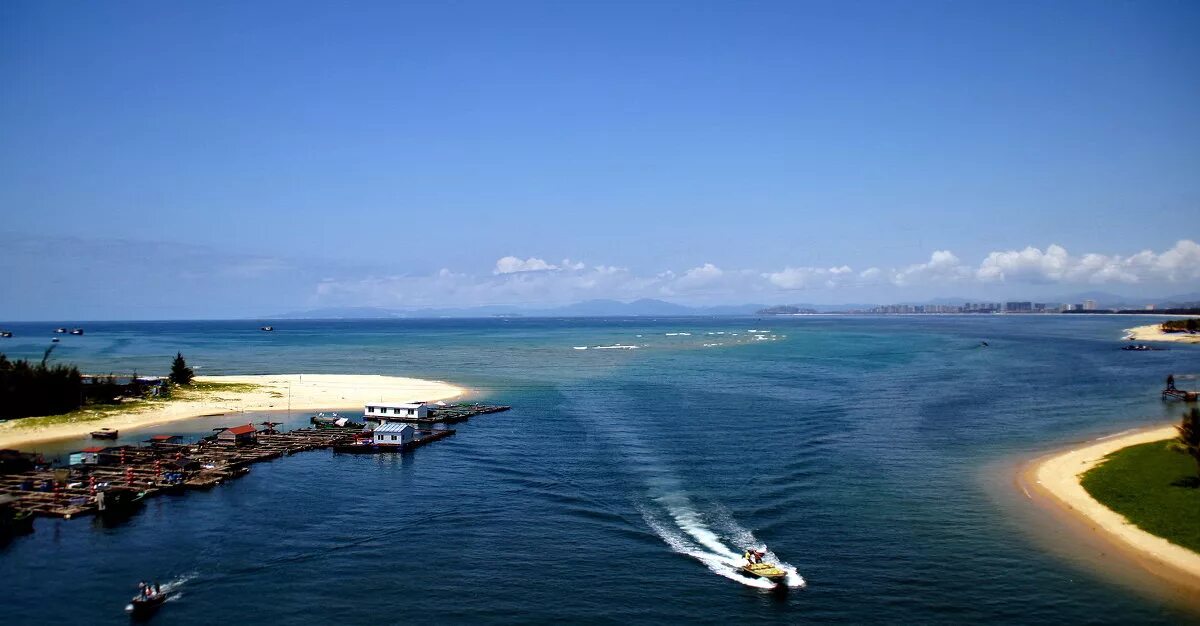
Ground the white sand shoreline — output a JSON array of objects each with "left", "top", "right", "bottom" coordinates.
[
  {"left": 1126, "top": 323, "right": 1200, "bottom": 344},
  {"left": 1023, "top": 424, "right": 1200, "bottom": 592},
  {"left": 0, "top": 374, "right": 464, "bottom": 449}
]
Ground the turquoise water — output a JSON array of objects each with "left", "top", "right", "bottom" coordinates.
[{"left": 0, "top": 316, "right": 1197, "bottom": 623}]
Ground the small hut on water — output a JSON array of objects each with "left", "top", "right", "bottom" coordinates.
[{"left": 216, "top": 424, "right": 258, "bottom": 446}]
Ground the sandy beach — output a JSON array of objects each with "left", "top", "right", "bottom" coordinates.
[
  {"left": 1023, "top": 424, "right": 1200, "bottom": 592},
  {"left": 0, "top": 374, "right": 464, "bottom": 449},
  {"left": 1126, "top": 323, "right": 1200, "bottom": 344}
]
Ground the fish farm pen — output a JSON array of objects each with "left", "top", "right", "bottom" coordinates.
[{"left": 0, "top": 404, "right": 511, "bottom": 522}]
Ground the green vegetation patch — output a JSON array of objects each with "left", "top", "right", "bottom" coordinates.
[
  {"left": 185, "top": 381, "right": 260, "bottom": 394},
  {"left": 11, "top": 399, "right": 160, "bottom": 429},
  {"left": 7, "top": 381, "right": 261, "bottom": 429},
  {"left": 1161, "top": 319, "right": 1198, "bottom": 332},
  {"left": 1080, "top": 440, "right": 1200, "bottom": 553}
]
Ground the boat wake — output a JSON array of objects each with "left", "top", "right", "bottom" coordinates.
[
  {"left": 637, "top": 477, "right": 805, "bottom": 590},
  {"left": 159, "top": 572, "right": 196, "bottom": 601},
  {"left": 570, "top": 397, "right": 804, "bottom": 589}
]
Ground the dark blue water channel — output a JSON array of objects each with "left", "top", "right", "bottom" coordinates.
[{"left": 0, "top": 316, "right": 1197, "bottom": 623}]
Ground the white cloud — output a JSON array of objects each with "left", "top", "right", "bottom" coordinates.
[
  {"left": 311, "top": 240, "right": 1200, "bottom": 309},
  {"left": 674, "top": 263, "right": 724, "bottom": 289},
  {"left": 976, "top": 240, "right": 1200, "bottom": 285},
  {"left": 892, "top": 250, "right": 969, "bottom": 286},
  {"left": 765, "top": 265, "right": 855, "bottom": 289},
  {"left": 494, "top": 256, "right": 558, "bottom": 274}
]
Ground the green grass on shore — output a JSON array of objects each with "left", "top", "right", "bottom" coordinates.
[
  {"left": 9, "top": 398, "right": 162, "bottom": 429},
  {"left": 1080, "top": 440, "right": 1200, "bottom": 553},
  {"left": 5, "top": 381, "right": 261, "bottom": 430},
  {"left": 187, "top": 381, "right": 260, "bottom": 394}
]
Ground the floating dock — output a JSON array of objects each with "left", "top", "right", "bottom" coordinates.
[
  {"left": 0, "top": 404, "right": 511, "bottom": 522},
  {"left": 408, "top": 403, "right": 512, "bottom": 425},
  {"left": 1163, "top": 388, "right": 1199, "bottom": 402}
]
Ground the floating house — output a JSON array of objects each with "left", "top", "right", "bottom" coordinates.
[
  {"left": 145, "top": 435, "right": 184, "bottom": 446},
  {"left": 373, "top": 422, "right": 415, "bottom": 446},
  {"left": 364, "top": 402, "right": 429, "bottom": 422},
  {"left": 216, "top": 424, "right": 258, "bottom": 446},
  {"left": 69, "top": 446, "right": 106, "bottom": 466}
]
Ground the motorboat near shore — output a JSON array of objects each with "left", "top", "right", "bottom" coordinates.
[{"left": 90, "top": 428, "right": 119, "bottom": 440}]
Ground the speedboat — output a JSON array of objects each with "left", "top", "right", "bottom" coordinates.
[
  {"left": 54, "top": 328, "right": 67, "bottom": 334},
  {"left": 740, "top": 550, "right": 787, "bottom": 584},
  {"left": 260, "top": 326, "right": 274, "bottom": 331},
  {"left": 0, "top": 331, "right": 11, "bottom": 338},
  {"left": 69, "top": 328, "right": 84, "bottom": 335},
  {"left": 740, "top": 561, "right": 787, "bottom": 583},
  {"left": 126, "top": 589, "right": 168, "bottom": 617}
]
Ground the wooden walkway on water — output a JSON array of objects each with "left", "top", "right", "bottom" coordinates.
[{"left": 0, "top": 404, "right": 511, "bottom": 521}]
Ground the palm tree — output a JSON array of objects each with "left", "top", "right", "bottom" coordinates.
[{"left": 1171, "top": 407, "right": 1200, "bottom": 478}]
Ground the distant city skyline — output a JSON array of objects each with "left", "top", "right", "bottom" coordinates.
[{"left": 2, "top": 1, "right": 1198, "bottom": 319}]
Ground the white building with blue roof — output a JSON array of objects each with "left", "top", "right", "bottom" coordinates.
[{"left": 373, "top": 422, "right": 415, "bottom": 446}]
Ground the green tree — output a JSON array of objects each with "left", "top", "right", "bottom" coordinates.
[
  {"left": 169, "top": 352, "right": 194, "bottom": 385},
  {"left": 1170, "top": 407, "right": 1200, "bottom": 478}
]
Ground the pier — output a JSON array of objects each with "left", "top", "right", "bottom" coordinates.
[
  {"left": 1163, "top": 374, "right": 1199, "bottom": 402},
  {"left": 0, "top": 404, "right": 511, "bottom": 521}
]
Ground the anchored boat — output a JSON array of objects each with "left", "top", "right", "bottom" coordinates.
[{"left": 90, "top": 428, "right": 119, "bottom": 440}]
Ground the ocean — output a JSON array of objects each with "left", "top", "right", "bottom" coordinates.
[{"left": 0, "top": 315, "right": 1196, "bottom": 624}]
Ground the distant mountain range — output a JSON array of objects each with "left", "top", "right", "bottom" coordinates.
[
  {"left": 269, "top": 299, "right": 766, "bottom": 319},
  {"left": 268, "top": 292, "right": 1200, "bottom": 320}
]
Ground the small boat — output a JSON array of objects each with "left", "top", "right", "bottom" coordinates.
[
  {"left": 51, "top": 338, "right": 60, "bottom": 343},
  {"left": 91, "top": 428, "right": 119, "bottom": 440},
  {"left": 126, "top": 588, "right": 168, "bottom": 618},
  {"left": 260, "top": 326, "right": 274, "bottom": 331},
  {"left": 69, "top": 328, "right": 84, "bottom": 335},
  {"left": 0, "top": 331, "right": 11, "bottom": 338},
  {"left": 740, "top": 550, "right": 787, "bottom": 583},
  {"left": 97, "top": 487, "right": 145, "bottom": 519},
  {"left": 54, "top": 328, "right": 67, "bottom": 334},
  {"left": 740, "top": 561, "right": 788, "bottom": 583}
]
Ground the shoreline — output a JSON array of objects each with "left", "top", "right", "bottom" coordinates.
[
  {"left": 1126, "top": 323, "right": 1200, "bottom": 344},
  {"left": 0, "top": 374, "right": 464, "bottom": 450},
  {"left": 1019, "top": 423, "right": 1200, "bottom": 598}
]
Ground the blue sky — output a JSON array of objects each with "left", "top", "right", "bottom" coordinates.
[{"left": 2, "top": 1, "right": 1198, "bottom": 318}]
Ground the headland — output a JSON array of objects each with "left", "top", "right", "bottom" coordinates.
[
  {"left": 1126, "top": 323, "right": 1200, "bottom": 344},
  {"left": 1021, "top": 424, "right": 1200, "bottom": 595}
]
